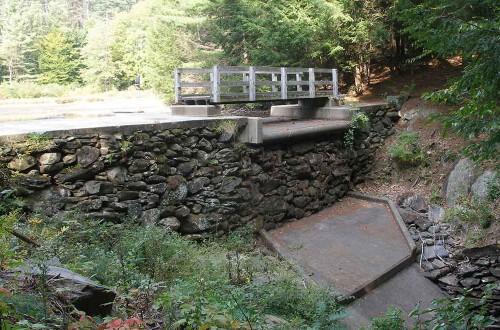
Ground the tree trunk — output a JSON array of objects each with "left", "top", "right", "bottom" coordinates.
[{"left": 354, "top": 61, "right": 370, "bottom": 95}]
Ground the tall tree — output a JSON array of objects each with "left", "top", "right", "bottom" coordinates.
[{"left": 38, "top": 30, "right": 83, "bottom": 84}]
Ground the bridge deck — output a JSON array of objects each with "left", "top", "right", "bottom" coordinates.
[{"left": 174, "top": 66, "right": 339, "bottom": 104}]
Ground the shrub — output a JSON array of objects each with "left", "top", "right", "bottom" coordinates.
[
  {"left": 388, "top": 131, "right": 425, "bottom": 165},
  {"left": 0, "top": 82, "right": 71, "bottom": 99},
  {"left": 367, "top": 307, "right": 407, "bottom": 330},
  {"left": 344, "top": 111, "right": 369, "bottom": 149},
  {"left": 444, "top": 197, "right": 494, "bottom": 229}
]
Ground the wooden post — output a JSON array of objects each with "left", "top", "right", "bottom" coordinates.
[
  {"left": 174, "top": 68, "right": 180, "bottom": 104},
  {"left": 242, "top": 73, "right": 248, "bottom": 94},
  {"left": 296, "top": 73, "right": 302, "bottom": 92},
  {"left": 332, "top": 69, "right": 338, "bottom": 98},
  {"left": 280, "top": 67, "right": 288, "bottom": 100},
  {"left": 271, "top": 73, "right": 278, "bottom": 93},
  {"left": 308, "top": 68, "right": 315, "bottom": 98},
  {"left": 211, "top": 65, "right": 220, "bottom": 103},
  {"left": 249, "top": 66, "right": 256, "bottom": 101}
]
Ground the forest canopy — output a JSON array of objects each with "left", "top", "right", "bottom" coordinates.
[{"left": 0, "top": 0, "right": 498, "bottom": 159}]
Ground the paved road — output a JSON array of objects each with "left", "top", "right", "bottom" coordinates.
[{"left": 0, "top": 97, "right": 222, "bottom": 136}]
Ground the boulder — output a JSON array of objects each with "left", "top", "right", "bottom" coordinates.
[
  {"left": 8, "top": 155, "right": 36, "bottom": 172},
  {"left": 15, "top": 264, "right": 115, "bottom": 316},
  {"left": 141, "top": 208, "right": 162, "bottom": 226},
  {"left": 463, "top": 244, "right": 500, "bottom": 259},
  {"left": 84, "top": 181, "right": 114, "bottom": 195},
  {"left": 428, "top": 204, "right": 445, "bottom": 223},
  {"left": 471, "top": 170, "right": 496, "bottom": 201},
  {"left": 107, "top": 167, "right": 127, "bottom": 184},
  {"left": 158, "top": 217, "right": 181, "bottom": 231},
  {"left": 14, "top": 173, "right": 51, "bottom": 190},
  {"left": 444, "top": 158, "right": 475, "bottom": 206},
  {"left": 24, "top": 187, "right": 69, "bottom": 215},
  {"left": 39, "top": 153, "right": 61, "bottom": 165},
  {"left": 180, "top": 214, "right": 214, "bottom": 233},
  {"left": 129, "top": 159, "right": 150, "bottom": 173},
  {"left": 220, "top": 177, "right": 242, "bottom": 193},
  {"left": 76, "top": 146, "right": 100, "bottom": 168}
]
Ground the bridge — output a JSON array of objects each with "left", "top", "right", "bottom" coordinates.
[{"left": 174, "top": 66, "right": 339, "bottom": 104}]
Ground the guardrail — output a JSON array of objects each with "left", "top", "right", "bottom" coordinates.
[{"left": 174, "top": 66, "right": 338, "bottom": 104}]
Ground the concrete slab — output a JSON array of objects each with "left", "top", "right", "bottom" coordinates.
[
  {"left": 261, "top": 196, "right": 414, "bottom": 297},
  {"left": 171, "top": 105, "right": 221, "bottom": 117},
  {"left": 262, "top": 119, "right": 350, "bottom": 143},
  {"left": 270, "top": 104, "right": 353, "bottom": 120},
  {"left": 344, "top": 264, "right": 444, "bottom": 329}
]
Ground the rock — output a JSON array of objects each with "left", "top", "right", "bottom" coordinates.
[
  {"left": 141, "top": 208, "right": 161, "bottom": 226},
  {"left": 158, "top": 217, "right": 180, "bottom": 231},
  {"left": 463, "top": 244, "right": 500, "bottom": 259},
  {"left": 23, "top": 187, "right": 68, "bottom": 215},
  {"left": 129, "top": 159, "right": 150, "bottom": 173},
  {"left": 180, "top": 214, "right": 214, "bottom": 233},
  {"left": 15, "top": 264, "right": 115, "bottom": 316},
  {"left": 76, "top": 146, "right": 100, "bottom": 168},
  {"left": 215, "top": 149, "right": 238, "bottom": 163},
  {"left": 415, "top": 217, "right": 432, "bottom": 231},
  {"left": 62, "top": 154, "right": 77, "bottom": 165},
  {"left": 149, "top": 183, "right": 167, "bottom": 195},
  {"left": 197, "top": 138, "right": 212, "bottom": 151},
  {"left": 475, "top": 258, "right": 490, "bottom": 267},
  {"left": 175, "top": 205, "right": 190, "bottom": 218},
  {"left": 490, "top": 267, "right": 500, "bottom": 278},
  {"left": 127, "top": 202, "right": 142, "bottom": 219},
  {"left": 386, "top": 95, "right": 408, "bottom": 110},
  {"left": 438, "top": 274, "right": 459, "bottom": 286},
  {"left": 188, "top": 177, "right": 210, "bottom": 194},
  {"left": 39, "top": 162, "right": 64, "bottom": 174},
  {"left": 424, "top": 244, "right": 449, "bottom": 260},
  {"left": 460, "top": 277, "right": 480, "bottom": 288},
  {"left": 39, "top": 152, "right": 61, "bottom": 165},
  {"left": 178, "top": 161, "right": 195, "bottom": 176},
  {"left": 54, "top": 167, "right": 94, "bottom": 184},
  {"left": 117, "top": 191, "right": 139, "bottom": 201},
  {"left": 14, "top": 173, "right": 51, "bottom": 190},
  {"left": 408, "top": 195, "right": 428, "bottom": 213},
  {"left": 84, "top": 181, "right": 114, "bottom": 195},
  {"left": 432, "top": 259, "right": 446, "bottom": 269},
  {"left": 428, "top": 204, "right": 445, "bottom": 223},
  {"left": 8, "top": 155, "right": 36, "bottom": 171},
  {"left": 444, "top": 158, "right": 475, "bottom": 206},
  {"left": 471, "top": 171, "right": 497, "bottom": 201},
  {"left": 424, "top": 267, "right": 451, "bottom": 280},
  {"left": 261, "top": 196, "right": 288, "bottom": 216},
  {"left": 126, "top": 181, "right": 148, "bottom": 191},
  {"left": 398, "top": 207, "right": 420, "bottom": 224},
  {"left": 220, "top": 177, "right": 242, "bottom": 193},
  {"left": 107, "top": 167, "right": 127, "bottom": 184},
  {"left": 166, "top": 175, "right": 186, "bottom": 190}
]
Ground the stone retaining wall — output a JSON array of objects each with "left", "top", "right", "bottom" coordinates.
[{"left": 0, "top": 104, "right": 397, "bottom": 237}]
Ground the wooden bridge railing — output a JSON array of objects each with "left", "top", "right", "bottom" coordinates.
[{"left": 174, "top": 66, "right": 338, "bottom": 104}]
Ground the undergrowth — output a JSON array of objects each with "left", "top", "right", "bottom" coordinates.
[
  {"left": 0, "top": 211, "right": 347, "bottom": 329},
  {"left": 387, "top": 131, "right": 425, "bottom": 165}
]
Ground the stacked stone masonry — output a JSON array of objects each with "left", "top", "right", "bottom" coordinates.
[{"left": 0, "top": 104, "right": 397, "bottom": 237}]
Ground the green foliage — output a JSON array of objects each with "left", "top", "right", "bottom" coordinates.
[
  {"left": 13, "top": 213, "right": 347, "bottom": 328},
  {"left": 487, "top": 173, "right": 500, "bottom": 200},
  {"left": 444, "top": 196, "right": 494, "bottom": 229},
  {"left": 397, "top": 0, "right": 500, "bottom": 161},
  {"left": 38, "top": 30, "right": 83, "bottom": 85},
  {"left": 387, "top": 131, "right": 425, "bottom": 165},
  {"left": 410, "top": 287, "right": 495, "bottom": 329},
  {"left": 0, "top": 82, "right": 69, "bottom": 99},
  {"left": 367, "top": 308, "right": 407, "bottom": 330},
  {"left": 344, "top": 111, "right": 369, "bottom": 149}
]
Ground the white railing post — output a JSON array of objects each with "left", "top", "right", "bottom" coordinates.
[
  {"left": 296, "top": 73, "right": 302, "bottom": 92},
  {"left": 308, "top": 68, "right": 315, "bottom": 98},
  {"left": 211, "top": 65, "right": 220, "bottom": 103},
  {"left": 174, "top": 68, "right": 180, "bottom": 103},
  {"left": 242, "top": 73, "right": 248, "bottom": 94},
  {"left": 249, "top": 66, "right": 256, "bottom": 101},
  {"left": 280, "top": 67, "right": 288, "bottom": 100},
  {"left": 271, "top": 73, "right": 278, "bottom": 93},
  {"left": 332, "top": 69, "right": 338, "bottom": 98}
]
